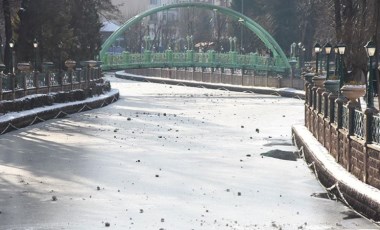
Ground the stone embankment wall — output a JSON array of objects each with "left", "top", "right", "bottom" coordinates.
[
  {"left": 124, "top": 68, "right": 304, "bottom": 90},
  {"left": 293, "top": 80, "right": 380, "bottom": 221}
]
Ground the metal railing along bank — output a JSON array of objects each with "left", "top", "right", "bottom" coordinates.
[
  {"left": 0, "top": 61, "right": 102, "bottom": 101},
  {"left": 304, "top": 77, "right": 380, "bottom": 190}
]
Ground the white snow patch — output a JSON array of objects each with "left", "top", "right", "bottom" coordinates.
[
  {"left": 0, "top": 89, "right": 119, "bottom": 123},
  {"left": 293, "top": 125, "right": 380, "bottom": 204}
]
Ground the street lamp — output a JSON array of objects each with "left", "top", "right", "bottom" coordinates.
[
  {"left": 314, "top": 43, "right": 321, "bottom": 74},
  {"left": 324, "top": 42, "right": 332, "bottom": 79},
  {"left": 33, "top": 38, "right": 38, "bottom": 71},
  {"left": 87, "top": 45, "right": 91, "bottom": 59},
  {"left": 240, "top": 0, "right": 244, "bottom": 53},
  {"left": 364, "top": 40, "right": 376, "bottom": 109},
  {"left": 0, "top": 37, "right": 3, "bottom": 64},
  {"left": 334, "top": 45, "right": 339, "bottom": 76},
  {"left": 233, "top": 37, "right": 237, "bottom": 52},
  {"left": 337, "top": 42, "right": 346, "bottom": 95},
  {"left": 238, "top": 18, "right": 244, "bottom": 53},
  {"left": 9, "top": 40, "right": 15, "bottom": 74},
  {"left": 58, "top": 41, "right": 63, "bottom": 82}
]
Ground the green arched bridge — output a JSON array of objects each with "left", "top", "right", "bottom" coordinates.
[{"left": 100, "top": 2, "right": 291, "bottom": 75}]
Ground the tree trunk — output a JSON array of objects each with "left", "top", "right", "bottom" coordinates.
[
  {"left": 3, "top": 0, "right": 12, "bottom": 73},
  {"left": 334, "top": 0, "right": 342, "bottom": 41},
  {"left": 373, "top": 0, "right": 380, "bottom": 109}
]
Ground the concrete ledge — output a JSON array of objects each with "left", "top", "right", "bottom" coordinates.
[
  {"left": 292, "top": 125, "right": 380, "bottom": 222},
  {"left": 115, "top": 71, "right": 305, "bottom": 100},
  {"left": 0, "top": 89, "right": 119, "bottom": 135}
]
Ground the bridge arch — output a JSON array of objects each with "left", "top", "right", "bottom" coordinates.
[{"left": 100, "top": 2, "right": 290, "bottom": 69}]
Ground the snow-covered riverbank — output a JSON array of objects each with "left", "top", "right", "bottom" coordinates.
[{"left": 0, "top": 76, "right": 377, "bottom": 229}]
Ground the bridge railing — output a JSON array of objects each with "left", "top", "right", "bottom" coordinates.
[
  {"left": 0, "top": 62, "right": 102, "bottom": 101},
  {"left": 102, "top": 50, "right": 290, "bottom": 74},
  {"left": 304, "top": 79, "right": 380, "bottom": 190}
]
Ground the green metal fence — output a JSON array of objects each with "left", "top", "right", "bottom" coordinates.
[{"left": 102, "top": 51, "right": 289, "bottom": 74}]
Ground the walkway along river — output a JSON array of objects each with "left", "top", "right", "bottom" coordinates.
[{"left": 0, "top": 75, "right": 378, "bottom": 229}]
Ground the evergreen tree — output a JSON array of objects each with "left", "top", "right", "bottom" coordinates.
[
  {"left": 14, "top": 0, "right": 117, "bottom": 69},
  {"left": 3, "top": 0, "right": 13, "bottom": 72},
  {"left": 69, "top": 0, "right": 103, "bottom": 61}
]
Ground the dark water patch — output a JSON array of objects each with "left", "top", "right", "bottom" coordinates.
[
  {"left": 260, "top": 149, "right": 299, "bottom": 161},
  {"left": 310, "top": 192, "right": 335, "bottom": 200},
  {"left": 263, "top": 138, "right": 293, "bottom": 147},
  {"left": 264, "top": 141, "right": 294, "bottom": 147},
  {"left": 341, "top": 211, "right": 361, "bottom": 220}
]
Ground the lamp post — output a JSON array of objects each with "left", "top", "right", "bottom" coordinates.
[
  {"left": 364, "top": 40, "right": 376, "bottom": 109},
  {"left": 33, "top": 38, "right": 38, "bottom": 71},
  {"left": 240, "top": 0, "right": 244, "bottom": 53},
  {"left": 9, "top": 39, "right": 15, "bottom": 74},
  {"left": 337, "top": 42, "right": 346, "bottom": 97},
  {"left": 238, "top": 17, "right": 244, "bottom": 53},
  {"left": 0, "top": 37, "right": 3, "bottom": 64},
  {"left": 229, "top": 37, "right": 233, "bottom": 52},
  {"left": 58, "top": 41, "right": 63, "bottom": 87},
  {"left": 87, "top": 45, "right": 91, "bottom": 60},
  {"left": 314, "top": 43, "right": 321, "bottom": 74},
  {"left": 233, "top": 37, "right": 237, "bottom": 52},
  {"left": 324, "top": 42, "right": 332, "bottom": 80},
  {"left": 334, "top": 45, "right": 339, "bottom": 76},
  {"left": 58, "top": 41, "right": 63, "bottom": 68}
]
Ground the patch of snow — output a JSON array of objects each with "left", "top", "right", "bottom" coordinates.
[
  {"left": 293, "top": 125, "right": 380, "bottom": 204},
  {"left": 0, "top": 89, "right": 118, "bottom": 123}
]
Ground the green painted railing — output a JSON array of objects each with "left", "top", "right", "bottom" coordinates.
[{"left": 102, "top": 50, "right": 289, "bottom": 74}]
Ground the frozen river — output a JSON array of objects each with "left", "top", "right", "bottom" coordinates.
[{"left": 0, "top": 75, "right": 378, "bottom": 229}]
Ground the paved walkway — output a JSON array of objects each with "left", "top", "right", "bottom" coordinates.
[{"left": 0, "top": 76, "right": 378, "bottom": 229}]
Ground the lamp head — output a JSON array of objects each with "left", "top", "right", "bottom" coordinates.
[
  {"left": 324, "top": 42, "right": 332, "bottom": 55},
  {"left": 364, "top": 40, "right": 376, "bottom": 57},
  {"left": 314, "top": 43, "right": 321, "bottom": 54},
  {"left": 33, "top": 38, "right": 38, "bottom": 48},
  {"left": 334, "top": 45, "right": 338, "bottom": 54},
  {"left": 337, "top": 42, "right": 346, "bottom": 55}
]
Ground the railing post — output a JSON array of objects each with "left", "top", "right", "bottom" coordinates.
[
  {"left": 347, "top": 101, "right": 356, "bottom": 136},
  {"left": 328, "top": 93, "right": 338, "bottom": 123},
  {"left": 363, "top": 107, "right": 377, "bottom": 183},
  {"left": 312, "top": 85, "right": 318, "bottom": 111},
  {"left": 304, "top": 80, "right": 310, "bottom": 127},
  {"left": 34, "top": 70, "right": 39, "bottom": 94},
  {"left": 345, "top": 101, "right": 356, "bottom": 172},
  {"left": 241, "top": 67, "right": 245, "bottom": 86},
  {"left": 87, "top": 65, "right": 91, "bottom": 87},
  {"left": 166, "top": 49, "right": 173, "bottom": 68},
  {"left": 144, "top": 50, "right": 152, "bottom": 64},
  {"left": 23, "top": 72, "right": 27, "bottom": 96},
  {"left": 123, "top": 51, "right": 130, "bottom": 68},
  {"left": 59, "top": 68, "right": 64, "bottom": 92},
  {"left": 250, "top": 52, "right": 258, "bottom": 66},
  {"left": 335, "top": 97, "right": 344, "bottom": 129},
  {"left": 186, "top": 50, "right": 194, "bottom": 65},
  {"left": 69, "top": 69, "right": 74, "bottom": 90},
  {"left": 317, "top": 88, "right": 325, "bottom": 114},
  {"left": 0, "top": 73, "right": 3, "bottom": 101},
  {"left": 308, "top": 83, "right": 313, "bottom": 108},
  {"left": 46, "top": 71, "right": 51, "bottom": 93},
  {"left": 208, "top": 50, "right": 216, "bottom": 66}
]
